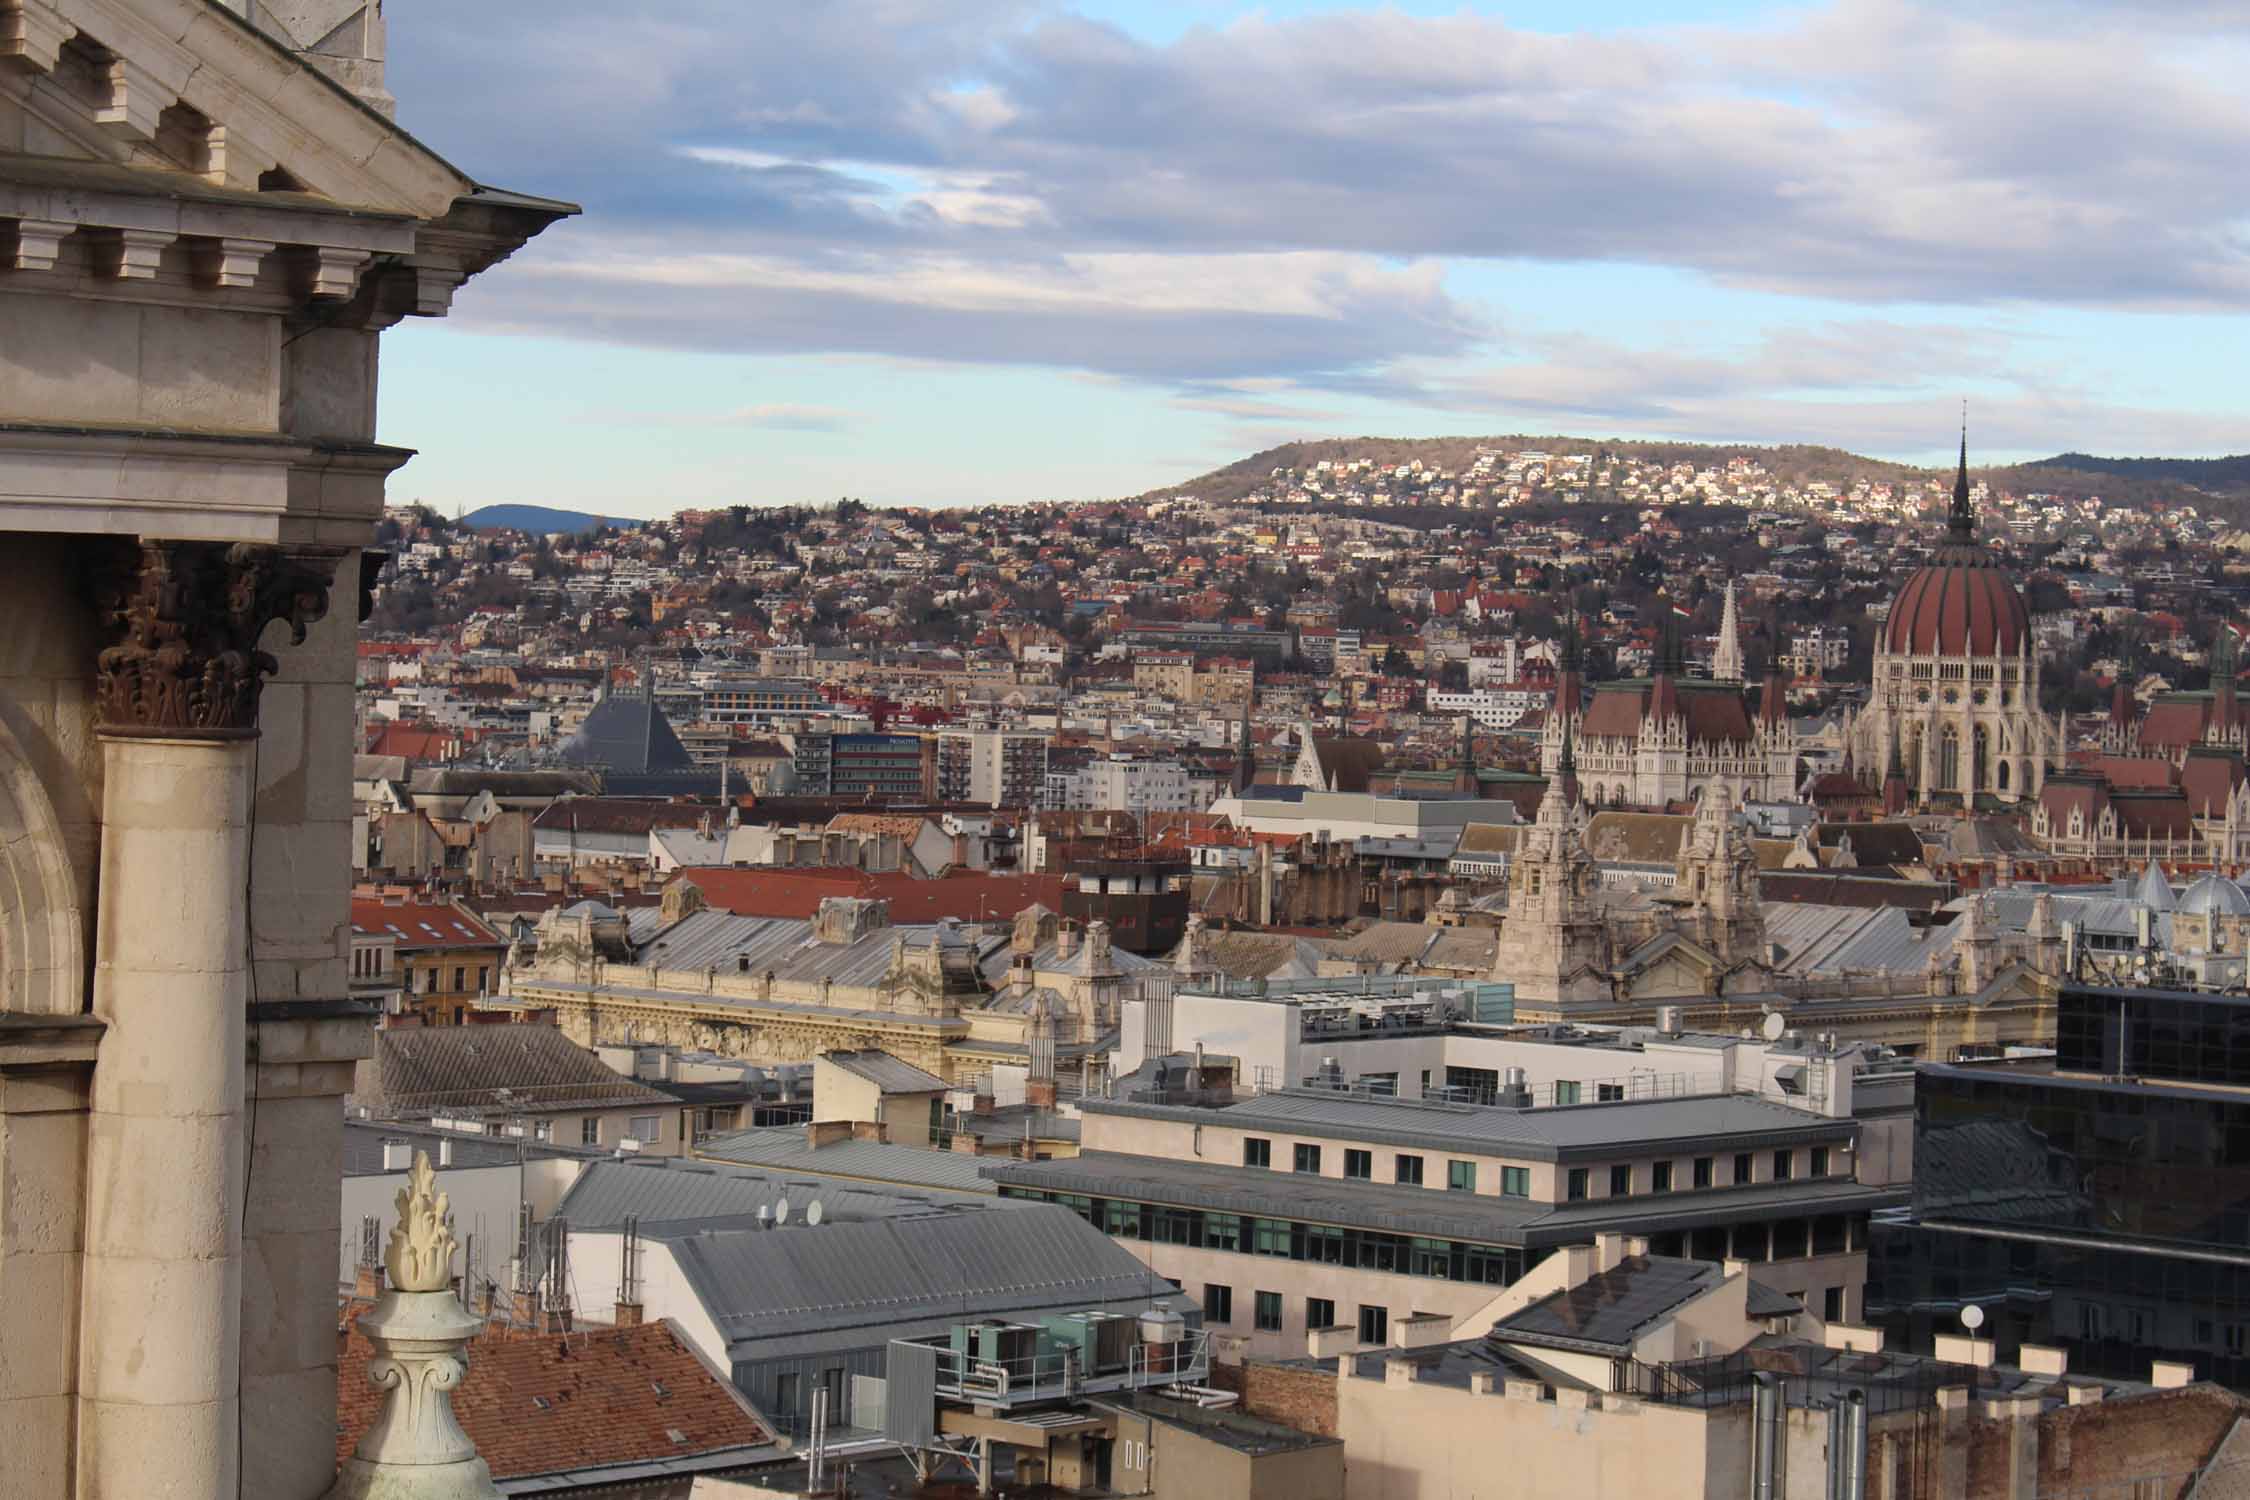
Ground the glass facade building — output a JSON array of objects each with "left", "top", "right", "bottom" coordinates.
[{"left": 1869, "top": 984, "right": 2250, "bottom": 1390}]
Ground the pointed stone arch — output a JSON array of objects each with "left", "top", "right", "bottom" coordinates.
[{"left": 0, "top": 705, "right": 87, "bottom": 1015}]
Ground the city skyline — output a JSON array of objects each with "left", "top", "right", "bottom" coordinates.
[{"left": 379, "top": 0, "right": 2250, "bottom": 515}]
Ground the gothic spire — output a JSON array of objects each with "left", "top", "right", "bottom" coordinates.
[
  {"left": 1713, "top": 580, "right": 1745, "bottom": 682},
  {"left": 1559, "top": 607, "right": 1583, "bottom": 674},
  {"left": 1947, "top": 406, "right": 1977, "bottom": 544}
]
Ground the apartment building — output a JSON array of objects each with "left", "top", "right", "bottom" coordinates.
[
  {"left": 349, "top": 891, "right": 506, "bottom": 1026},
  {"left": 990, "top": 1079, "right": 1897, "bottom": 1360},
  {"left": 792, "top": 731, "right": 929, "bottom": 800},
  {"left": 699, "top": 677, "right": 829, "bottom": 727},
  {"left": 935, "top": 727, "right": 1050, "bottom": 807},
  {"left": 1046, "top": 754, "right": 1201, "bottom": 815}
]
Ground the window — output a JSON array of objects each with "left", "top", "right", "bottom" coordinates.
[
  {"left": 776, "top": 1372, "right": 801, "bottom": 1417},
  {"left": 1824, "top": 1287, "right": 1845, "bottom": 1322},
  {"left": 1358, "top": 1305, "right": 1389, "bottom": 1345},
  {"left": 1811, "top": 1146, "right": 1831, "bottom": 1178},
  {"left": 1567, "top": 1168, "right": 1589, "bottom": 1202},
  {"left": 580, "top": 1117, "right": 601, "bottom": 1146},
  {"left": 1610, "top": 1165, "right": 1632, "bottom": 1198},
  {"left": 476, "top": 966, "right": 490, "bottom": 993},
  {"left": 1307, "top": 1297, "right": 1337, "bottom": 1330},
  {"left": 1693, "top": 1156, "right": 1714, "bottom": 1189},
  {"left": 1734, "top": 1152, "right": 1754, "bottom": 1185},
  {"left": 1554, "top": 1081, "right": 1582, "bottom": 1105},
  {"left": 1773, "top": 1149, "right": 1794, "bottom": 1182},
  {"left": 1344, "top": 1149, "right": 1373, "bottom": 1181},
  {"left": 1203, "top": 1284, "right": 1233, "bottom": 1324},
  {"left": 1652, "top": 1161, "right": 1674, "bottom": 1194},
  {"left": 1255, "top": 1291, "right": 1283, "bottom": 1332},
  {"left": 1447, "top": 1160, "right": 1477, "bottom": 1193},
  {"left": 1597, "top": 1083, "right": 1624, "bottom": 1102},
  {"left": 1244, "top": 1138, "right": 1271, "bottom": 1168},
  {"left": 452, "top": 966, "right": 466, "bottom": 992},
  {"left": 1294, "top": 1143, "right": 1323, "bottom": 1174},
  {"left": 629, "top": 1114, "right": 661, "bottom": 1144},
  {"left": 1501, "top": 1166, "right": 1530, "bottom": 1198},
  {"left": 1395, "top": 1154, "right": 1425, "bottom": 1186}
]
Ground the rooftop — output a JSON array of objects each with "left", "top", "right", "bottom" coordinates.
[{"left": 1078, "top": 1085, "right": 1851, "bottom": 1161}]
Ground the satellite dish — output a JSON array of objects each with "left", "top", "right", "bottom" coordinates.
[
  {"left": 1960, "top": 1305, "right": 1986, "bottom": 1332},
  {"left": 1762, "top": 1012, "right": 1789, "bottom": 1043},
  {"left": 774, "top": 1196, "right": 791, "bottom": 1224},
  {"left": 806, "top": 1199, "right": 824, "bottom": 1226}
]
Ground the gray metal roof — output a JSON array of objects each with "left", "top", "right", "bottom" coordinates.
[
  {"left": 555, "top": 1156, "right": 986, "bottom": 1234},
  {"left": 1495, "top": 1255, "right": 1722, "bottom": 1352},
  {"left": 987, "top": 1151, "right": 1900, "bottom": 1250},
  {"left": 632, "top": 910, "right": 984, "bottom": 990},
  {"left": 694, "top": 1128, "right": 996, "bottom": 1194},
  {"left": 1078, "top": 1087, "right": 1852, "bottom": 1162},
  {"left": 822, "top": 1050, "right": 949, "bottom": 1094},
  {"left": 1764, "top": 903, "right": 1959, "bottom": 976},
  {"left": 664, "top": 1202, "right": 1181, "bottom": 1361}
]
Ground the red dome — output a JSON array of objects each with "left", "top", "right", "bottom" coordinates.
[{"left": 1883, "top": 553, "right": 2029, "bottom": 657}]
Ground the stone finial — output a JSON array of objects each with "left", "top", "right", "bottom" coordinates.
[
  {"left": 329, "top": 1149, "right": 497, "bottom": 1500},
  {"left": 385, "top": 1151, "right": 458, "bottom": 1293}
]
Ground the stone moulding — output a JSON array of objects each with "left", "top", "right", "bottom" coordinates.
[
  {"left": 86, "top": 537, "right": 344, "bottom": 739},
  {"left": 0, "top": 702, "right": 87, "bottom": 1015}
]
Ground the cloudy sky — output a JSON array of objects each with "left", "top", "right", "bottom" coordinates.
[{"left": 376, "top": 0, "right": 2250, "bottom": 516}]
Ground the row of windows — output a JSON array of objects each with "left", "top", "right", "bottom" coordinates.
[
  {"left": 1203, "top": 1284, "right": 1388, "bottom": 1342},
  {"left": 1005, "top": 1188, "right": 1541, "bottom": 1287},
  {"left": 1247, "top": 1136, "right": 1832, "bottom": 1199},
  {"left": 1565, "top": 1148, "right": 1829, "bottom": 1201}
]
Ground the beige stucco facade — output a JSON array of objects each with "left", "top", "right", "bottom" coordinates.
[{"left": 0, "top": 2, "right": 568, "bottom": 1496}]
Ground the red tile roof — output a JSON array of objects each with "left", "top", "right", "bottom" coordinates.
[
  {"left": 366, "top": 722, "right": 456, "bottom": 762},
  {"left": 337, "top": 1319, "right": 768, "bottom": 1480},
  {"left": 350, "top": 898, "right": 502, "bottom": 951}
]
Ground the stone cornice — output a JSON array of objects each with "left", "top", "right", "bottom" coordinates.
[
  {"left": 0, "top": 424, "right": 411, "bottom": 543},
  {"left": 87, "top": 537, "right": 344, "bottom": 739}
]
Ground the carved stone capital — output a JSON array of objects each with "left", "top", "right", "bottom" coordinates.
[{"left": 88, "top": 539, "right": 346, "bottom": 739}]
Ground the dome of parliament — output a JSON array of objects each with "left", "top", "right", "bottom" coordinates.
[{"left": 1881, "top": 434, "right": 2028, "bottom": 659}]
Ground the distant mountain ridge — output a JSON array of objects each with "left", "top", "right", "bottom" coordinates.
[
  {"left": 1140, "top": 435, "right": 2250, "bottom": 518},
  {"left": 2034, "top": 452, "right": 2250, "bottom": 496},
  {"left": 460, "top": 503, "right": 638, "bottom": 534}
]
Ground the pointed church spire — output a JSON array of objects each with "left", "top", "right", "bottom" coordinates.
[
  {"left": 1713, "top": 581, "right": 1745, "bottom": 682},
  {"left": 1947, "top": 404, "right": 1977, "bottom": 544}
]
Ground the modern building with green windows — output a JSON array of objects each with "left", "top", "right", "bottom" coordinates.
[{"left": 988, "top": 1085, "right": 1903, "bottom": 1358}]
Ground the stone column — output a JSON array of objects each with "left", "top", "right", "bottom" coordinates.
[{"left": 75, "top": 539, "right": 339, "bottom": 1500}]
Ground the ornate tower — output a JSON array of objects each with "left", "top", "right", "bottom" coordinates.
[
  {"left": 1713, "top": 581, "right": 1745, "bottom": 682},
  {"left": 1675, "top": 782, "right": 1767, "bottom": 965},
  {"left": 1491, "top": 771, "right": 1611, "bottom": 1007}
]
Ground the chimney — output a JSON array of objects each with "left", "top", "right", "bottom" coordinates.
[
  {"left": 1056, "top": 924, "right": 1081, "bottom": 960},
  {"left": 1026, "top": 1078, "right": 1059, "bottom": 1111},
  {"left": 613, "top": 1300, "right": 644, "bottom": 1328}
]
